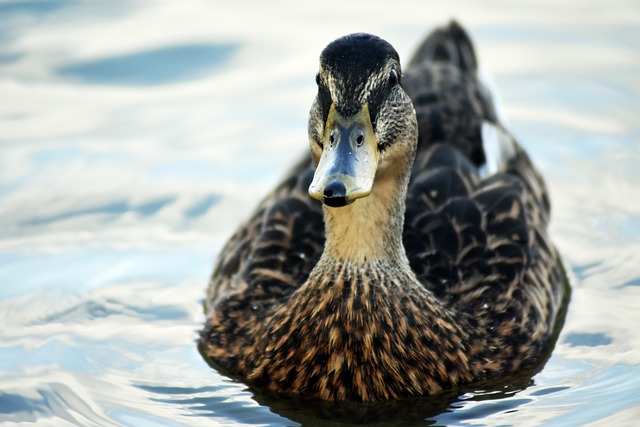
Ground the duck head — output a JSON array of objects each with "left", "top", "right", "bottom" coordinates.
[{"left": 308, "top": 33, "right": 418, "bottom": 208}]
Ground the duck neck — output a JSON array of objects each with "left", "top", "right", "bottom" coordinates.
[{"left": 321, "top": 166, "right": 410, "bottom": 266}]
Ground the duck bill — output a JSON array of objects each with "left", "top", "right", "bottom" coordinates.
[{"left": 309, "top": 103, "right": 379, "bottom": 207}]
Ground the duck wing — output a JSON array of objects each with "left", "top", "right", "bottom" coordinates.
[
  {"left": 206, "top": 156, "right": 322, "bottom": 313},
  {"left": 402, "top": 22, "right": 564, "bottom": 341}
]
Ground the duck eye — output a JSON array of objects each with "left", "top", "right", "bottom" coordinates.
[
  {"left": 388, "top": 69, "right": 399, "bottom": 87},
  {"left": 356, "top": 134, "right": 364, "bottom": 147}
]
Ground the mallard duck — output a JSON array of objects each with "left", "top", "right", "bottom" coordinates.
[{"left": 200, "top": 21, "right": 566, "bottom": 402}]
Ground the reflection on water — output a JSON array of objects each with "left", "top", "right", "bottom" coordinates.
[{"left": 1, "top": 0, "right": 639, "bottom": 426}]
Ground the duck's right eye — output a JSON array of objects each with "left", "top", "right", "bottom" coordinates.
[{"left": 388, "top": 68, "right": 399, "bottom": 87}]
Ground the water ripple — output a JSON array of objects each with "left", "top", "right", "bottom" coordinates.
[
  {"left": 57, "top": 44, "right": 239, "bottom": 86},
  {"left": 22, "top": 196, "right": 176, "bottom": 226}
]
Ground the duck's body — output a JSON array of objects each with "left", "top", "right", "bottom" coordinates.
[{"left": 201, "top": 22, "right": 566, "bottom": 402}]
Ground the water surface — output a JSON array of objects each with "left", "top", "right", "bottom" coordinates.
[{"left": 1, "top": 1, "right": 639, "bottom": 426}]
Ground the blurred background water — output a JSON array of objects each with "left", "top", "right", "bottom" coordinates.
[{"left": 1, "top": 0, "right": 639, "bottom": 426}]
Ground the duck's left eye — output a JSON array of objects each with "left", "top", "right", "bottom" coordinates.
[{"left": 388, "top": 69, "right": 399, "bottom": 87}]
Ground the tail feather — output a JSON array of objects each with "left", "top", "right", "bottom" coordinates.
[
  {"left": 408, "top": 20, "right": 477, "bottom": 71},
  {"left": 403, "top": 20, "right": 494, "bottom": 168}
]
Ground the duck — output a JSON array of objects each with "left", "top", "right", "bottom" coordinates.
[{"left": 200, "top": 21, "right": 567, "bottom": 402}]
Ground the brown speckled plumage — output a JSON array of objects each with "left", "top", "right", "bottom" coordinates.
[{"left": 200, "top": 21, "right": 566, "bottom": 402}]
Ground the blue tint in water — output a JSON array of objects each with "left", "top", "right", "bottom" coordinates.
[
  {"left": 0, "top": 248, "right": 211, "bottom": 298},
  {"left": 22, "top": 197, "right": 175, "bottom": 226},
  {"left": 0, "top": 52, "right": 21, "bottom": 63},
  {"left": 0, "top": 0, "right": 74, "bottom": 42},
  {"left": 7, "top": 383, "right": 108, "bottom": 424},
  {"left": 133, "top": 375, "right": 294, "bottom": 425},
  {"left": 541, "top": 365, "right": 640, "bottom": 427},
  {"left": 572, "top": 262, "right": 600, "bottom": 282},
  {"left": 1, "top": 340, "right": 95, "bottom": 373},
  {"left": 0, "top": 391, "right": 46, "bottom": 423},
  {"left": 0, "top": 392, "right": 36, "bottom": 414},
  {"left": 564, "top": 332, "right": 612, "bottom": 347},
  {"left": 185, "top": 194, "right": 220, "bottom": 219},
  {"left": 29, "top": 147, "right": 111, "bottom": 168},
  {"left": 137, "top": 197, "right": 176, "bottom": 216},
  {"left": 529, "top": 386, "right": 570, "bottom": 397},
  {"left": 0, "top": 0, "right": 70, "bottom": 16},
  {"left": 435, "top": 398, "right": 534, "bottom": 424},
  {"left": 57, "top": 44, "right": 239, "bottom": 86},
  {"left": 622, "top": 278, "right": 640, "bottom": 287}
]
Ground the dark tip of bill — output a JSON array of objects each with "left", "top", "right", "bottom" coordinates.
[
  {"left": 323, "top": 180, "right": 352, "bottom": 207},
  {"left": 324, "top": 195, "right": 351, "bottom": 207}
]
